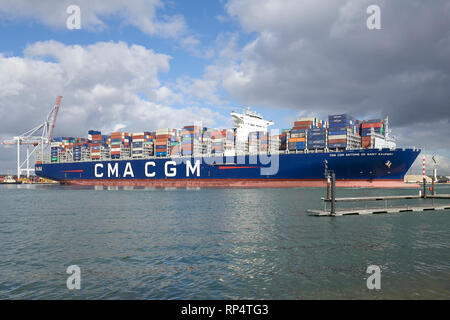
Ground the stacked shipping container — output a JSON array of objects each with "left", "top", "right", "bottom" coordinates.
[
  {"left": 155, "top": 129, "right": 175, "bottom": 157},
  {"left": 361, "top": 119, "right": 384, "bottom": 148},
  {"left": 88, "top": 130, "right": 102, "bottom": 160},
  {"left": 131, "top": 132, "right": 145, "bottom": 158},
  {"left": 307, "top": 127, "right": 327, "bottom": 150},
  {"left": 109, "top": 132, "right": 130, "bottom": 159},
  {"left": 288, "top": 129, "right": 306, "bottom": 151},
  {"left": 327, "top": 114, "right": 360, "bottom": 149},
  {"left": 181, "top": 126, "right": 203, "bottom": 156},
  {"left": 48, "top": 112, "right": 391, "bottom": 163},
  {"left": 211, "top": 130, "right": 226, "bottom": 154}
]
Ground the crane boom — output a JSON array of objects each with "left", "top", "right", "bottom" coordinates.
[{"left": 47, "top": 95, "right": 62, "bottom": 142}]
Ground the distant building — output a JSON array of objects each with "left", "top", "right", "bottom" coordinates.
[
  {"left": 404, "top": 175, "right": 432, "bottom": 183},
  {"left": 437, "top": 176, "right": 450, "bottom": 183}
]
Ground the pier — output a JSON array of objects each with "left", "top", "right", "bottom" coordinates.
[
  {"left": 307, "top": 163, "right": 450, "bottom": 217},
  {"left": 307, "top": 203, "right": 450, "bottom": 217}
]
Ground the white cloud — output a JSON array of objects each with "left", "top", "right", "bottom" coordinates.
[
  {"left": 25, "top": 40, "right": 170, "bottom": 93},
  {"left": 0, "top": 41, "right": 219, "bottom": 146},
  {"left": 0, "top": 0, "right": 187, "bottom": 38},
  {"left": 410, "top": 154, "right": 450, "bottom": 176},
  {"left": 211, "top": 0, "right": 450, "bottom": 152}
]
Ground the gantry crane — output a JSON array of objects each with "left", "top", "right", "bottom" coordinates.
[{"left": 2, "top": 96, "right": 62, "bottom": 178}]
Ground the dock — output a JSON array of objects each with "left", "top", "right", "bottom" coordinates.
[
  {"left": 321, "top": 194, "right": 450, "bottom": 202},
  {"left": 307, "top": 203, "right": 450, "bottom": 216},
  {"left": 308, "top": 163, "right": 450, "bottom": 217}
]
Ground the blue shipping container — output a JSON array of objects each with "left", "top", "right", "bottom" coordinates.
[
  {"left": 329, "top": 143, "right": 346, "bottom": 148},
  {"left": 328, "top": 131, "right": 347, "bottom": 136}
]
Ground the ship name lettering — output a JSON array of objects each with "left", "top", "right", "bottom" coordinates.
[
  {"left": 165, "top": 161, "right": 177, "bottom": 177},
  {"left": 186, "top": 160, "right": 201, "bottom": 177},
  {"left": 94, "top": 163, "right": 103, "bottom": 178},
  {"left": 145, "top": 161, "right": 156, "bottom": 177},
  {"left": 108, "top": 162, "right": 118, "bottom": 178},
  {"left": 123, "top": 162, "right": 134, "bottom": 178}
]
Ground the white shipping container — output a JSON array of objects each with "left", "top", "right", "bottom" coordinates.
[
  {"left": 328, "top": 134, "right": 346, "bottom": 140},
  {"left": 156, "top": 128, "right": 172, "bottom": 134}
]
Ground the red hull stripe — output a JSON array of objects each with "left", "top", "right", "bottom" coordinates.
[
  {"left": 218, "top": 166, "right": 259, "bottom": 169},
  {"left": 62, "top": 170, "right": 84, "bottom": 173},
  {"left": 59, "top": 179, "right": 419, "bottom": 189}
]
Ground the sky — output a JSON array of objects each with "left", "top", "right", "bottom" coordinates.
[{"left": 0, "top": 0, "right": 449, "bottom": 174}]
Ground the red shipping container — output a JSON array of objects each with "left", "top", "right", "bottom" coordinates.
[
  {"left": 362, "top": 141, "right": 370, "bottom": 148},
  {"left": 361, "top": 123, "right": 383, "bottom": 129},
  {"left": 361, "top": 136, "right": 371, "bottom": 148},
  {"left": 211, "top": 131, "right": 226, "bottom": 139},
  {"left": 294, "top": 121, "right": 313, "bottom": 126},
  {"left": 183, "top": 125, "right": 202, "bottom": 132},
  {"left": 328, "top": 139, "right": 347, "bottom": 143}
]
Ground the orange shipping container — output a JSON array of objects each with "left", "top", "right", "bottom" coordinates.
[
  {"left": 155, "top": 140, "right": 168, "bottom": 146},
  {"left": 289, "top": 137, "right": 306, "bottom": 142}
]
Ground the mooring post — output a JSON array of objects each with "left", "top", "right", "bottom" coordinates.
[
  {"left": 432, "top": 177, "right": 435, "bottom": 196},
  {"left": 432, "top": 167, "right": 436, "bottom": 196},
  {"left": 330, "top": 172, "right": 336, "bottom": 215},
  {"left": 423, "top": 177, "right": 427, "bottom": 199},
  {"left": 327, "top": 177, "right": 331, "bottom": 200}
]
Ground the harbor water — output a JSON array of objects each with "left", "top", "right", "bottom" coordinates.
[{"left": 0, "top": 184, "right": 449, "bottom": 299}]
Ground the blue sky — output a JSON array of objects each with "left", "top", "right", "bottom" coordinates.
[
  {"left": 0, "top": 0, "right": 449, "bottom": 173},
  {"left": 0, "top": 2, "right": 221, "bottom": 85},
  {"left": 0, "top": 0, "right": 296, "bottom": 129}
]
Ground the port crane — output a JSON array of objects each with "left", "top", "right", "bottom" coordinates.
[{"left": 2, "top": 96, "right": 62, "bottom": 178}]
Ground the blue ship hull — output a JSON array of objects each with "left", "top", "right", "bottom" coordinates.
[{"left": 35, "top": 148, "right": 420, "bottom": 188}]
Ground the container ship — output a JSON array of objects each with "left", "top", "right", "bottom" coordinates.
[{"left": 35, "top": 109, "right": 420, "bottom": 188}]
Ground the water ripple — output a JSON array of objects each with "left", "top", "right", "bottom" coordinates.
[{"left": 0, "top": 184, "right": 449, "bottom": 299}]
